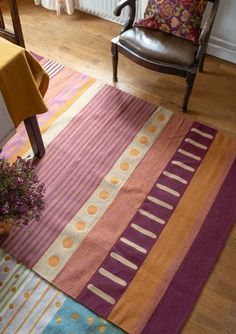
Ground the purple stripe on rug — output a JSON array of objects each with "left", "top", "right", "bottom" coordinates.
[
  {"left": 1, "top": 85, "right": 156, "bottom": 267},
  {"left": 141, "top": 157, "right": 236, "bottom": 334},
  {"left": 77, "top": 122, "right": 217, "bottom": 317},
  {"left": 30, "top": 51, "right": 44, "bottom": 62}
]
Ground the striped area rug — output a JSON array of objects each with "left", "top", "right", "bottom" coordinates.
[{"left": 0, "top": 56, "right": 236, "bottom": 334}]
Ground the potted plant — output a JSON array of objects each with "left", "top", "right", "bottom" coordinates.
[{"left": 0, "top": 157, "right": 45, "bottom": 234}]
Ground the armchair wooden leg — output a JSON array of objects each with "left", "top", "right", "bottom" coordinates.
[
  {"left": 182, "top": 72, "right": 196, "bottom": 113},
  {"left": 111, "top": 42, "right": 118, "bottom": 82},
  {"left": 199, "top": 52, "right": 206, "bottom": 73}
]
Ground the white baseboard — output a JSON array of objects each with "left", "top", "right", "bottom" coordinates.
[{"left": 207, "top": 36, "right": 236, "bottom": 64}]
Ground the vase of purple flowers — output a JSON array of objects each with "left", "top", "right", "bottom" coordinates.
[{"left": 0, "top": 157, "right": 45, "bottom": 234}]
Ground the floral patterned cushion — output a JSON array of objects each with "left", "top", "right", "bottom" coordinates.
[{"left": 137, "top": 0, "right": 208, "bottom": 43}]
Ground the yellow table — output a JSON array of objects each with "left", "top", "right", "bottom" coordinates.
[{"left": 0, "top": 37, "right": 49, "bottom": 157}]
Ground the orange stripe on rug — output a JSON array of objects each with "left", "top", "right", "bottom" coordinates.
[
  {"left": 41, "top": 78, "right": 96, "bottom": 134},
  {"left": 53, "top": 113, "right": 193, "bottom": 297},
  {"left": 108, "top": 132, "right": 236, "bottom": 334}
]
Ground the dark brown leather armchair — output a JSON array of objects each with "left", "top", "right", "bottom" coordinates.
[{"left": 111, "top": 0, "right": 220, "bottom": 112}]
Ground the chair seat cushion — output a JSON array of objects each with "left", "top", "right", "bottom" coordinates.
[{"left": 119, "top": 27, "right": 199, "bottom": 67}]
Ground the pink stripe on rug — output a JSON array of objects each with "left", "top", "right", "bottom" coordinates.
[{"left": 2, "top": 85, "right": 156, "bottom": 267}]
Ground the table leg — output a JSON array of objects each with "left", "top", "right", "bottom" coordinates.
[{"left": 24, "top": 116, "right": 45, "bottom": 158}]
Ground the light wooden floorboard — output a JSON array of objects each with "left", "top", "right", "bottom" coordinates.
[{"left": 1, "top": 1, "right": 236, "bottom": 333}]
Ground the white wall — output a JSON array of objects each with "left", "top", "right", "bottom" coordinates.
[{"left": 207, "top": 0, "right": 236, "bottom": 64}]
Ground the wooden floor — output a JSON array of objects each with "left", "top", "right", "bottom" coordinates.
[{"left": 1, "top": 1, "right": 236, "bottom": 333}]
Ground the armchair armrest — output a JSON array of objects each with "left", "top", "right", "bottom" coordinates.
[
  {"left": 114, "top": 0, "right": 137, "bottom": 34},
  {"left": 196, "top": 0, "right": 220, "bottom": 62},
  {"left": 199, "top": 0, "right": 220, "bottom": 44}
]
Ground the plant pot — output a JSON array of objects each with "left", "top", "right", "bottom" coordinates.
[{"left": 0, "top": 219, "right": 12, "bottom": 235}]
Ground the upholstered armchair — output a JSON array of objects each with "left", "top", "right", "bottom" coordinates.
[{"left": 111, "top": 0, "right": 220, "bottom": 112}]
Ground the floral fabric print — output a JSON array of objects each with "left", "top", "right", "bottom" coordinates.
[{"left": 137, "top": 0, "right": 208, "bottom": 43}]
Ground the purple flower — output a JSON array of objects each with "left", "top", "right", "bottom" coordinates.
[{"left": 0, "top": 157, "right": 46, "bottom": 227}]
